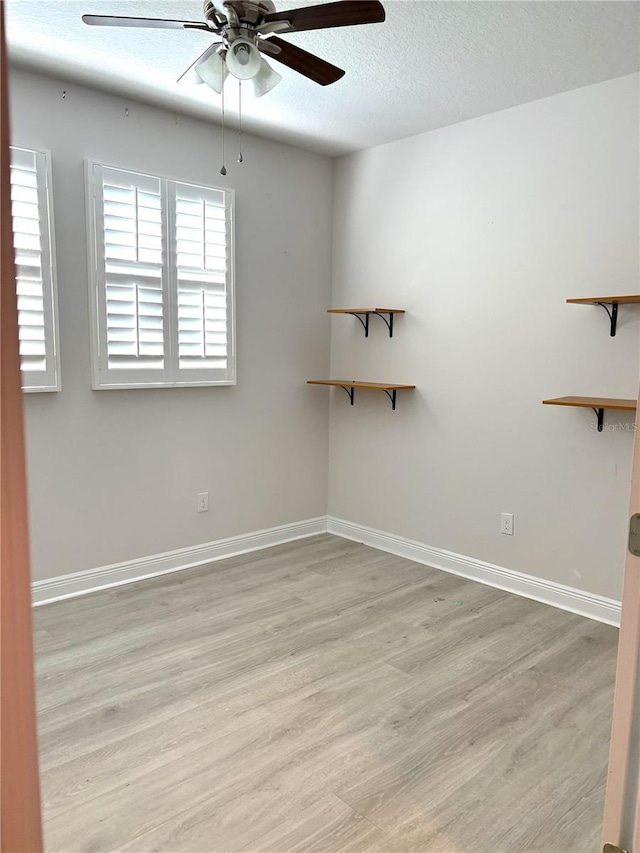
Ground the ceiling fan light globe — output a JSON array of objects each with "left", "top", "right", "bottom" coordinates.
[
  {"left": 196, "top": 51, "right": 228, "bottom": 93},
  {"left": 251, "top": 58, "right": 282, "bottom": 97},
  {"left": 226, "top": 38, "right": 262, "bottom": 80},
  {"left": 180, "top": 69, "right": 205, "bottom": 85}
]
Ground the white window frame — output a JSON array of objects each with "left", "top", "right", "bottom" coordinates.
[
  {"left": 10, "top": 146, "right": 61, "bottom": 392},
  {"left": 86, "top": 161, "right": 236, "bottom": 390}
]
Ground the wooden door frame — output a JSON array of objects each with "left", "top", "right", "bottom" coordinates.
[
  {"left": 0, "top": 5, "right": 44, "bottom": 850},
  {"left": 604, "top": 430, "right": 640, "bottom": 852}
]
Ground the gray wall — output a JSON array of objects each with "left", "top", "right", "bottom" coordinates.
[
  {"left": 10, "top": 68, "right": 333, "bottom": 582},
  {"left": 329, "top": 74, "right": 640, "bottom": 601},
  {"left": 11, "top": 67, "right": 639, "bottom": 603}
]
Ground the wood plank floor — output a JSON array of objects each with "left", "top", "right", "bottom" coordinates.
[{"left": 34, "top": 535, "right": 618, "bottom": 853}]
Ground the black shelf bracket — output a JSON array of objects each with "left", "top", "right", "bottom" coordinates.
[
  {"left": 373, "top": 311, "right": 396, "bottom": 337},
  {"left": 335, "top": 385, "right": 400, "bottom": 410},
  {"left": 383, "top": 389, "right": 398, "bottom": 410},
  {"left": 595, "top": 302, "right": 619, "bottom": 337},
  {"left": 592, "top": 407, "right": 605, "bottom": 432},
  {"left": 348, "top": 312, "right": 370, "bottom": 337},
  {"left": 339, "top": 385, "right": 355, "bottom": 405},
  {"left": 347, "top": 311, "right": 397, "bottom": 338}
]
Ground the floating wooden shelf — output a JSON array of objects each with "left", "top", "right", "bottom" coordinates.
[
  {"left": 327, "top": 308, "right": 405, "bottom": 338},
  {"left": 308, "top": 379, "right": 415, "bottom": 411},
  {"left": 543, "top": 396, "right": 637, "bottom": 432},
  {"left": 567, "top": 295, "right": 640, "bottom": 337}
]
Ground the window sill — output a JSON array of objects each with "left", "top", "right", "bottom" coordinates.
[{"left": 91, "top": 379, "right": 237, "bottom": 391}]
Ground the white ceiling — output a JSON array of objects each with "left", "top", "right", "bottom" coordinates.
[{"left": 5, "top": 0, "right": 640, "bottom": 156}]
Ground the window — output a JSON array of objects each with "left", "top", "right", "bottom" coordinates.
[
  {"left": 86, "top": 162, "right": 235, "bottom": 389},
  {"left": 9, "top": 146, "right": 60, "bottom": 392}
]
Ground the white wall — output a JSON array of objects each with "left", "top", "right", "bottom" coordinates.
[
  {"left": 329, "top": 74, "right": 640, "bottom": 601},
  {"left": 10, "top": 68, "right": 333, "bottom": 582}
]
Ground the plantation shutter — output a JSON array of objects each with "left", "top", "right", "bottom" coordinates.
[
  {"left": 172, "top": 182, "right": 233, "bottom": 380},
  {"left": 96, "top": 166, "right": 166, "bottom": 380},
  {"left": 9, "top": 147, "right": 60, "bottom": 391},
  {"left": 88, "top": 161, "right": 235, "bottom": 389}
]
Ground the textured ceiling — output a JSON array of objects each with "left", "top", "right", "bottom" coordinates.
[{"left": 5, "top": 0, "right": 640, "bottom": 156}]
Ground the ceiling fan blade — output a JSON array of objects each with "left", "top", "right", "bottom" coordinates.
[
  {"left": 177, "top": 43, "right": 223, "bottom": 85},
  {"left": 260, "top": 36, "right": 344, "bottom": 85},
  {"left": 260, "top": 1, "right": 384, "bottom": 34},
  {"left": 82, "top": 14, "right": 210, "bottom": 31}
]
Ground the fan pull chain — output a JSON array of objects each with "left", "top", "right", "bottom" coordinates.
[
  {"left": 220, "top": 77, "right": 227, "bottom": 176},
  {"left": 237, "top": 79, "right": 244, "bottom": 163}
]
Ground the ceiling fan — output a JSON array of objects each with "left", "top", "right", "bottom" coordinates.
[{"left": 83, "top": 0, "right": 386, "bottom": 98}]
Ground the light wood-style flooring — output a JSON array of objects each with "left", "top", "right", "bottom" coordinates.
[{"left": 34, "top": 535, "right": 618, "bottom": 852}]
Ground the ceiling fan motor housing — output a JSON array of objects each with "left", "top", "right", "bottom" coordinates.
[{"left": 209, "top": 0, "right": 276, "bottom": 28}]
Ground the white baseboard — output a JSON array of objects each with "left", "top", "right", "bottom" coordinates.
[
  {"left": 32, "top": 517, "right": 327, "bottom": 606},
  {"left": 327, "top": 516, "right": 621, "bottom": 627},
  {"left": 33, "top": 514, "right": 622, "bottom": 626}
]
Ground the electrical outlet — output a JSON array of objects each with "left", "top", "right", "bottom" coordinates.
[
  {"left": 501, "top": 513, "right": 514, "bottom": 535},
  {"left": 197, "top": 492, "right": 209, "bottom": 513}
]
